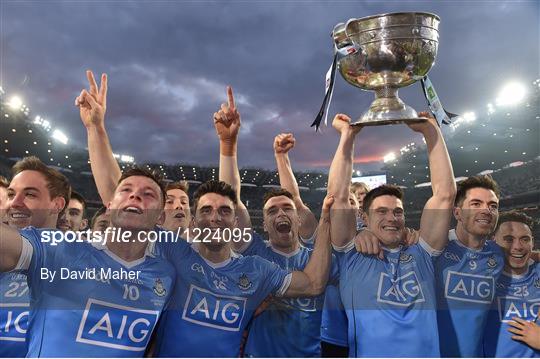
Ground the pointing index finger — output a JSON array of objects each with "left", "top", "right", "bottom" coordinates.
[{"left": 227, "top": 86, "right": 235, "bottom": 109}]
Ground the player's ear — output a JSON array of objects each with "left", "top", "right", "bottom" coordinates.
[
  {"left": 156, "top": 210, "right": 166, "bottom": 226},
  {"left": 453, "top": 206, "right": 461, "bottom": 222},
  {"left": 80, "top": 218, "right": 88, "bottom": 230},
  {"left": 52, "top": 196, "right": 66, "bottom": 214}
]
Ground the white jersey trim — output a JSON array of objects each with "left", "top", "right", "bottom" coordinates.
[
  {"left": 14, "top": 236, "right": 33, "bottom": 271},
  {"left": 418, "top": 237, "right": 443, "bottom": 257},
  {"left": 332, "top": 240, "right": 355, "bottom": 253},
  {"left": 275, "top": 272, "right": 292, "bottom": 297}
]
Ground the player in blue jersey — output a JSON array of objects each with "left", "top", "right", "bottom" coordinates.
[
  {"left": 213, "top": 95, "right": 333, "bottom": 357},
  {"left": 83, "top": 83, "right": 336, "bottom": 357},
  {"left": 153, "top": 181, "right": 335, "bottom": 357},
  {"left": 1, "top": 163, "right": 176, "bottom": 357},
  {"left": 484, "top": 210, "right": 540, "bottom": 357},
  {"left": 0, "top": 157, "right": 71, "bottom": 357},
  {"left": 433, "top": 174, "right": 505, "bottom": 357},
  {"left": 329, "top": 112, "right": 456, "bottom": 357},
  {"left": 236, "top": 188, "right": 339, "bottom": 357}
]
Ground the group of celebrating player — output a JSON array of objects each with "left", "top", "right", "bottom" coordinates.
[{"left": 0, "top": 70, "right": 538, "bottom": 358}]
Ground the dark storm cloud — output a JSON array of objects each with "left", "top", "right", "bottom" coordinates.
[{"left": 1, "top": 1, "right": 538, "bottom": 172}]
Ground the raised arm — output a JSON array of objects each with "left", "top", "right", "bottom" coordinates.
[
  {"left": 0, "top": 223, "right": 23, "bottom": 272},
  {"left": 76, "top": 70, "right": 120, "bottom": 205},
  {"left": 283, "top": 195, "right": 333, "bottom": 297},
  {"left": 213, "top": 86, "right": 252, "bottom": 232},
  {"left": 274, "top": 133, "right": 318, "bottom": 240},
  {"left": 327, "top": 114, "right": 361, "bottom": 248},
  {"left": 410, "top": 112, "right": 456, "bottom": 251}
]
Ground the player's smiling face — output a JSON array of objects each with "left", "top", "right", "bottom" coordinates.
[
  {"left": 108, "top": 175, "right": 165, "bottom": 231},
  {"left": 6, "top": 170, "right": 63, "bottom": 229},
  {"left": 163, "top": 188, "right": 191, "bottom": 230},
  {"left": 194, "top": 192, "right": 237, "bottom": 248},
  {"left": 365, "top": 195, "right": 405, "bottom": 248},
  {"left": 57, "top": 198, "right": 85, "bottom": 231},
  {"left": 456, "top": 187, "right": 499, "bottom": 237},
  {"left": 494, "top": 221, "right": 533, "bottom": 274},
  {"left": 263, "top": 195, "right": 300, "bottom": 248}
]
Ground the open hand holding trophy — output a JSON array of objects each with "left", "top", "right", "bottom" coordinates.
[{"left": 332, "top": 12, "right": 440, "bottom": 126}]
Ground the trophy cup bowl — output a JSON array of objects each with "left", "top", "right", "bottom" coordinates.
[{"left": 333, "top": 12, "right": 440, "bottom": 126}]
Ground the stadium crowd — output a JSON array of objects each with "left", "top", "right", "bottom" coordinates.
[{"left": 0, "top": 70, "right": 539, "bottom": 358}]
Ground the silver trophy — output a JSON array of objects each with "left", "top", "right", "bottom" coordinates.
[{"left": 333, "top": 12, "right": 440, "bottom": 126}]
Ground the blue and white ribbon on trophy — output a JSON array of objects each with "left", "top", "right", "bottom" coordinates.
[
  {"left": 420, "top": 76, "right": 458, "bottom": 126},
  {"left": 311, "top": 43, "right": 359, "bottom": 131}
]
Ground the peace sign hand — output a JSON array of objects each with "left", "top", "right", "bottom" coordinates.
[{"left": 75, "top": 70, "right": 107, "bottom": 130}]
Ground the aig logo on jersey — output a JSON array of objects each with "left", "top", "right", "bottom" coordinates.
[
  {"left": 497, "top": 297, "right": 540, "bottom": 322},
  {"left": 76, "top": 299, "right": 159, "bottom": 351},
  {"left": 445, "top": 271, "right": 495, "bottom": 304},
  {"left": 377, "top": 271, "right": 425, "bottom": 306},
  {"left": 182, "top": 285, "right": 246, "bottom": 331},
  {"left": 0, "top": 304, "right": 29, "bottom": 341}
]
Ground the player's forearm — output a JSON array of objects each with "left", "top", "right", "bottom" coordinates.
[
  {"left": 424, "top": 126, "right": 456, "bottom": 204},
  {"left": 299, "top": 215, "right": 332, "bottom": 296},
  {"left": 219, "top": 144, "right": 252, "bottom": 229},
  {"left": 87, "top": 125, "right": 121, "bottom": 204},
  {"left": 328, "top": 132, "right": 357, "bottom": 247},
  {"left": 419, "top": 125, "right": 456, "bottom": 250},
  {"left": 275, "top": 153, "right": 301, "bottom": 199},
  {"left": 219, "top": 142, "right": 240, "bottom": 198},
  {"left": 0, "top": 223, "right": 23, "bottom": 272},
  {"left": 328, "top": 133, "right": 355, "bottom": 202}
]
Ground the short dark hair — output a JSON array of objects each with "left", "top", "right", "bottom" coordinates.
[
  {"left": 69, "top": 190, "right": 87, "bottom": 215},
  {"left": 263, "top": 188, "right": 294, "bottom": 206},
  {"left": 496, "top": 210, "right": 535, "bottom": 233},
  {"left": 12, "top": 156, "right": 71, "bottom": 206},
  {"left": 455, "top": 175, "right": 500, "bottom": 207},
  {"left": 91, "top": 206, "right": 108, "bottom": 229},
  {"left": 117, "top": 167, "right": 167, "bottom": 205},
  {"left": 193, "top": 180, "right": 237, "bottom": 211},
  {"left": 363, "top": 185, "right": 404, "bottom": 213},
  {"left": 0, "top": 176, "right": 9, "bottom": 189},
  {"left": 166, "top": 181, "right": 189, "bottom": 194}
]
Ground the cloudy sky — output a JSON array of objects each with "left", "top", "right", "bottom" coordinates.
[{"left": 1, "top": 1, "right": 538, "bottom": 172}]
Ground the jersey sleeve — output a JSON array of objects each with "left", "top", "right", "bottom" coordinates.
[{"left": 254, "top": 257, "right": 291, "bottom": 297}]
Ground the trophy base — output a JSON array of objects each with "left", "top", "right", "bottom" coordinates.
[
  {"left": 351, "top": 92, "right": 427, "bottom": 126},
  {"left": 351, "top": 117, "right": 428, "bottom": 127}
]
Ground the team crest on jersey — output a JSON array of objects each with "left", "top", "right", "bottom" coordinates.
[
  {"left": 534, "top": 277, "right": 540, "bottom": 289},
  {"left": 238, "top": 274, "right": 252, "bottom": 291},
  {"left": 487, "top": 256, "right": 497, "bottom": 268},
  {"left": 399, "top": 253, "right": 413, "bottom": 264},
  {"left": 153, "top": 278, "right": 167, "bottom": 297}
]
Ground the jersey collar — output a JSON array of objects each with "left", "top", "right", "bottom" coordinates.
[{"left": 91, "top": 241, "right": 155, "bottom": 269}]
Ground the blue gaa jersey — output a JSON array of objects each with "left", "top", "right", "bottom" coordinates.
[
  {"left": 484, "top": 262, "right": 540, "bottom": 358},
  {"left": 154, "top": 238, "right": 291, "bottom": 358},
  {"left": 241, "top": 232, "right": 339, "bottom": 357},
  {"left": 435, "top": 229, "right": 504, "bottom": 357},
  {"left": 0, "top": 271, "right": 30, "bottom": 357},
  {"left": 320, "top": 220, "right": 364, "bottom": 350},
  {"left": 18, "top": 227, "right": 175, "bottom": 357},
  {"left": 320, "top": 283, "right": 348, "bottom": 348},
  {"left": 337, "top": 239, "right": 441, "bottom": 358}
]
